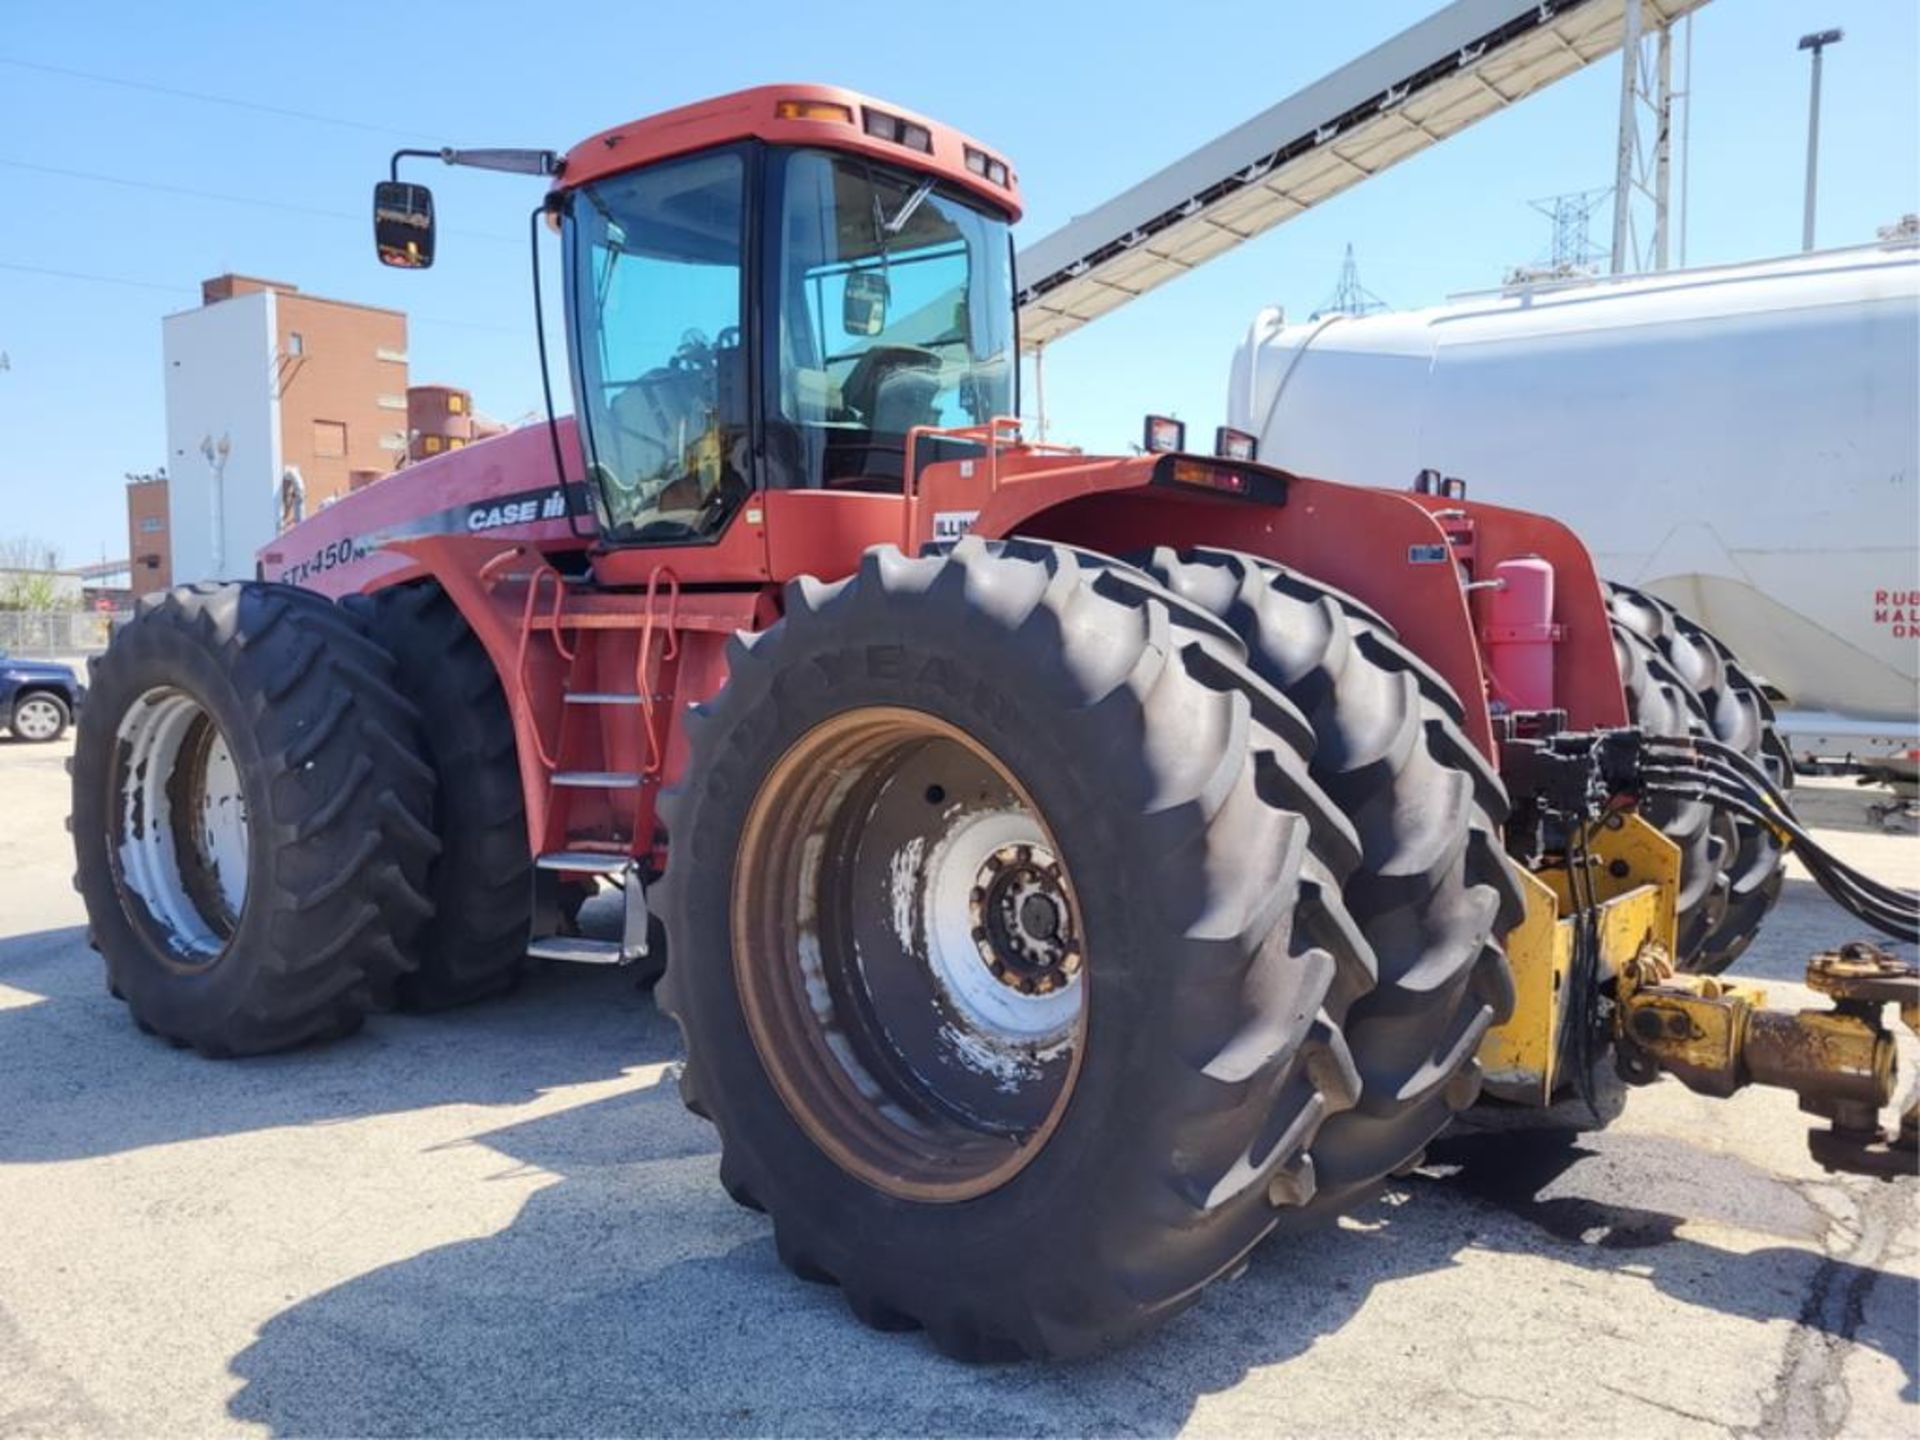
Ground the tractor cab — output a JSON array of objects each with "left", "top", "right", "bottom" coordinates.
[{"left": 378, "top": 87, "right": 1022, "bottom": 552}]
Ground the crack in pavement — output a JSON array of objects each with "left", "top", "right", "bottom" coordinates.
[{"left": 1747, "top": 1178, "right": 1911, "bottom": 1439}]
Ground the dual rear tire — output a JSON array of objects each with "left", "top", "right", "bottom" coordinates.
[
  {"left": 1607, "top": 582, "right": 1792, "bottom": 974},
  {"left": 70, "top": 583, "right": 438, "bottom": 1055},
  {"left": 658, "top": 539, "right": 1516, "bottom": 1358}
]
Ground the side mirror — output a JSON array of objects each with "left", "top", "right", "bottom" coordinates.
[
  {"left": 843, "top": 270, "right": 889, "bottom": 336},
  {"left": 373, "top": 181, "right": 436, "bottom": 269}
]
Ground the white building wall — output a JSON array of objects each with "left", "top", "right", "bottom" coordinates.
[{"left": 162, "top": 290, "right": 283, "bottom": 582}]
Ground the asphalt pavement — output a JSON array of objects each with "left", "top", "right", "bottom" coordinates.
[{"left": 1, "top": 731, "right": 1914, "bottom": 1437}]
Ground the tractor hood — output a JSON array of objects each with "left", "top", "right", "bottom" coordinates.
[{"left": 257, "top": 420, "right": 596, "bottom": 599}]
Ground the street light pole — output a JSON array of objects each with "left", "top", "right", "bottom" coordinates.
[{"left": 1799, "top": 28, "right": 1844, "bottom": 253}]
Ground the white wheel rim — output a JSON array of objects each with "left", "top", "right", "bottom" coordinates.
[
  {"left": 918, "top": 807, "right": 1082, "bottom": 1046},
  {"left": 14, "top": 696, "right": 61, "bottom": 740},
  {"left": 114, "top": 687, "right": 250, "bottom": 963}
]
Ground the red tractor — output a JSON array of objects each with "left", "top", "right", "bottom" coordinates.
[{"left": 71, "top": 85, "right": 1916, "bottom": 1360}]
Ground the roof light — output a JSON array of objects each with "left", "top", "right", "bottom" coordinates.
[
  {"left": 776, "top": 99, "right": 854, "bottom": 124},
  {"left": 862, "top": 107, "right": 933, "bottom": 153},
  {"left": 1214, "top": 426, "right": 1258, "bottom": 462},
  {"left": 964, "top": 146, "right": 1010, "bottom": 187},
  {"left": 1144, "top": 415, "right": 1185, "bottom": 454}
]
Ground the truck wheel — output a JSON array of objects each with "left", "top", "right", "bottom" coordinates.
[
  {"left": 70, "top": 583, "right": 437, "bottom": 1056},
  {"left": 1608, "top": 582, "right": 1790, "bottom": 973},
  {"left": 351, "top": 583, "right": 551, "bottom": 1009},
  {"left": 1142, "top": 548, "right": 1521, "bottom": 1209},
  {"left": 9, "top": 690, "right": 70, "bottom": 742},
  {"left": 657, "top": 538, "right": 1374, "bottom": 1359}
]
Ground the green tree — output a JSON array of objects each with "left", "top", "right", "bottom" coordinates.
[{"left": 0, "top": 535, "right": 72, "bottom": 611}]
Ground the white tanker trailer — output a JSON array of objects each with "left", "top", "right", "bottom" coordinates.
[{"left": 1228, "top": 237, "right": 1920, "bottom": 760}]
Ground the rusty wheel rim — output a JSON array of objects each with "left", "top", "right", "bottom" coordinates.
[{"left": 732, "top": 707, "right": 1087, "bottom": 1203}]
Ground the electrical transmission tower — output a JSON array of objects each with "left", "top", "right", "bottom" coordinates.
[
  {"left": 1312, "top": 244, "right": 1389, "bottom": 319},
  {"left": 1507, "top": 187, "right": 1611, "bottom": 283}
]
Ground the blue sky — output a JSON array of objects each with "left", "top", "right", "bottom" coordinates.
[{"left": 1, "top": 0, "right": 1914, "bottom": 564}]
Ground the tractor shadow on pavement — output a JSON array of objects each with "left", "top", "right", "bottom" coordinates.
[
  {"left": 0, "top": 924, "right": 659, "bottom": 1164},
  {"left": 225, "top": 1067, "right": 1919, "bottom": 1437}
]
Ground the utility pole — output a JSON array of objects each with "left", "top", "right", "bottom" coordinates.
[{"left": 1799, "top": 29, "right": 1843, "bottom": 252}]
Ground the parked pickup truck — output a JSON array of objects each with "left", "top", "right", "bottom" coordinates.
[{"left": 2, "top": 652, "right": 84, "bottom": 742}]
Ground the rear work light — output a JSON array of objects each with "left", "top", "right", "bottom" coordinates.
[
  {"left": 862, "top": 107, "right": 933, "bottom": 153},
  {"left": 776, "top": 99, "right": 854, "bottom": 124},
  {"left": 964, "top": 145, "right": 1011, "bottom": 187},
  {"left": 1143, "top": 414, "right": 1186, "bottom": 454},
  {"left": 1214, "top": 426, "right": 1258, "bottom": 462}
]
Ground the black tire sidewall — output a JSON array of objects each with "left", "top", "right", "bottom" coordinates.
[{"left": 72, "top": 606, "right": 284, "bottom": 1033}]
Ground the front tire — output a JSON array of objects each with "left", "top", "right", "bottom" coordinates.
[
  {"left": 658, "top": 539, "right": 1374, "bottom": 1359},
  {"left": 70, "top": 583, "right": 437, "bottom": 1056}
]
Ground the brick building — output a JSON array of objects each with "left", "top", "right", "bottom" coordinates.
[
  {"left": 126, "top": 472, "right": 171, "bottom": 601},
  {"left": 159, "top": 274, "right": 411, "bottom": 582}
]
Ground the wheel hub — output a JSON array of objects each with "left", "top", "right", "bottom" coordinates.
[{"left": 971, "top": 844, "right": 1079, "bottom": 994}]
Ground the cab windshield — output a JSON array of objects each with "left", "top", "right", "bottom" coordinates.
[
  {"left": 771, "top": 149, "right": 1015, "bottom": 488},
  {"left": 565, "top": 144, "right": 1015, "bottom": 541}
]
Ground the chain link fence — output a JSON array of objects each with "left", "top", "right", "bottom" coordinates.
[{"left": 0, "top": 609, "right": 122, "bottom": 659}]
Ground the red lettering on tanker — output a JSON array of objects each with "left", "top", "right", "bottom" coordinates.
[{"left": 1873, "top": 589, "right": 1920, "bottom": 638}]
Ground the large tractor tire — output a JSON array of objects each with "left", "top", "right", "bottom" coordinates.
[
  {"left": 1143, "top": 548, "right": 1522, "bottom": 1210},
  {"left": 1608, "top": 582, "right": 1791, "bottom": 974},
  {"left": 350, "top": 583, "right": 543, "bottom": 1009},
  {"left": 70, "top": 583, "right": 437, "bottom": 1056},
  {"left": 657, "top": 538, "right": 1376, "bottom": 1360}
]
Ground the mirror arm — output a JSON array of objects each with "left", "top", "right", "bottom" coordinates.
[
  {"left": 388, "top": 149, "right": 443, "bottom": 182},
  {"left": 389, "top": 148, "right": 562, "bottom": 181}
]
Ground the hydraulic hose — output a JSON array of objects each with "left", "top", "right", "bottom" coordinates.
[{"left": 1639, "top": 773, "right": 1920, "bottom": 943}]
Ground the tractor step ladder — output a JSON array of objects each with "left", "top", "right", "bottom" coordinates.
[{"left": 513, "top": 564, "right": 678, "bottom": 969}]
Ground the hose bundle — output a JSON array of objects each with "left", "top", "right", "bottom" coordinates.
[{"left": 1638, "top": 735, "right": 1920, "bottom": 944}]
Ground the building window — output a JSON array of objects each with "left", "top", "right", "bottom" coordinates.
[
  {"left": 139, "top": 516, "right": 164, "bottom": 533},
  {"left": 312, "top": 419, "right": 348, "bottom": 458},
  {"left": 448, "top": 393, "right": 466, "bottom": 414},
  {"left": 288, "top": 332, "right": 304, "bottom": 356},
  {"left": 423, "top": 434, "right": 442, "bottom": 454}
]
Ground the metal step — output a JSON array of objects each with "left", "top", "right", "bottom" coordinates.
[
  {"left": 564, "top": 692, "right": 643, "bottom": 706},
  {"left": 552, "top": 770, "right": 641, "bottom": 789},
  {"left": 527, "top": 936, "right": 628, "bottom": 965},
  {"left": 536, "top": 851, "right": 634, "bottom": 876}
]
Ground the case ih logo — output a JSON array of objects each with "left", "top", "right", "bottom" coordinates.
[{"left": 468, "top": 490, "right": 571, "bottom": 531}]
